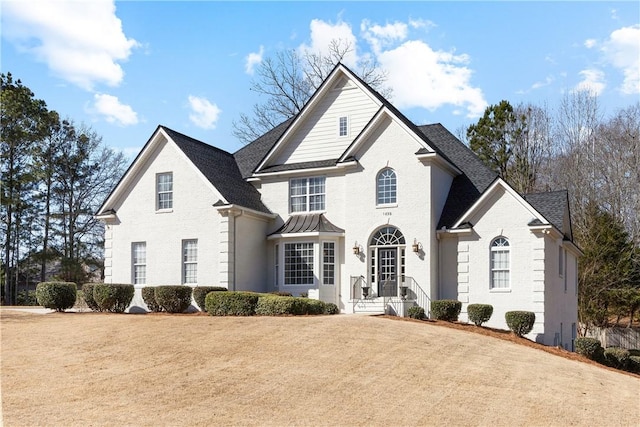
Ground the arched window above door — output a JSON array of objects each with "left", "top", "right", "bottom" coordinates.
[{"left": 370, "top": 226, "right": 405, "bottom": 246}]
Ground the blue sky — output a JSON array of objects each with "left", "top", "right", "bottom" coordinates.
[{"left": 2, "top": 1, "right": 639, "bottom": 158}]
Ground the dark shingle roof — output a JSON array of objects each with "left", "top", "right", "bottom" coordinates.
[
  {"left": 524, "top": 190, "right": 570, "bottom": 237},
  {"left": 161, "top": 126, "right": 270, "bottom": 213},
  {"left": 417, "top": 124, "right": 498, "bottom": 228},
  {"left": 269, "top": 213, "right": 344, "bottom": 235},
  {"left": 258, "top": 159, "right": 338, "bottom": 173},
  {"left": 234, "top": 119, "right": 293, "bottom": 178}
]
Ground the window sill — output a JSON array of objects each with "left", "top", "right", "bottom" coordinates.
[
  {"left": 490, "top": 288, "right": 511, "bottom": 293},
  {"left": 155, "top": 209, "right": 173, "bottom": 214},
  {"left": 376, "top": 204, "right": 398, "bottom": 209}
]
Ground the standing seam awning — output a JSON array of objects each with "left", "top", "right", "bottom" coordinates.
[{"left": 269, "top": 213, "right": 345, "bottom": 236}]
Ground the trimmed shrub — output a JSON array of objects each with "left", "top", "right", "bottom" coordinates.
[
  {"left": 303, "top": 298, "right": 326, "bottom": 315},
  {"left": 431, "top": 300, "right": 462, "bottom": 321},
  {"left": 205, "top": 291, "right": 260, "bottom": 316},
  {"left": 323, "top": 302, "right": 339, "bottom": 315},
  {"left": 467, "top": 304, "right": 493, "bottom": 326},
  {"left": 256, "top": 295, "right": 306, "bottom": 316},
  {"left": 35, "top": 282, "right": 77, "bottom": 312},
  {"left": 505, "top": 311, "right": 535, "bottom": 336},
  {"left": 270, "top": 291, "right": 293, "bottom": 297},
  {"left": 142, "top": 287, "right": 163, "bottom": 312},
  {"left": 407, "top": 306, "right": 426, "bottom": 320},
  {"left": 193, "top": 286, "right": 227, "bottom": 311},
  {"left": 93, "top": 284, "right": 135, "bottom": 313},
  {"left": 154, "top": 286, "right": 193, "bottom": 313},
  {"left": 81, "top": 283, "right": 101, "bottom": 311},
  {"left": 604, "top": 347, "right": 630, "bottom": 370},
  {"left": 16, "top": 290, "right": 37, "bottom": 306},
  {"left": 628, "top": 356, "right": 640, "bottom": 374},
  {"left": 575, "top": 337, "right": 604, "bottom": 361}
]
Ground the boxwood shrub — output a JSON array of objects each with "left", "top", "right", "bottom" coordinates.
[
  {"left": 629, "top": 356, "right": 640, "bottom": 374},
  {"left": 467, "top": 304, "right": 493, "bottom": 326},
  {"left": 604, "top": 347, "right": 630, "bottom": 370},
  {"left": 193, "top": 286, "right": 227, "bottom": 311},
  {"left": 323, "top": 302, "right": 339, "bottom": 315},
  {"left": 575, "top": 337, "right": 604, "bottom": 361},
  {"left": 407, "top": 306, "right": 426, "bottom": 320},
  {"left": 256, "top": 295, "right": 306, "bottom": 316},
  {"left": 93, "top": 284, "right": 135, "bottom": 313},
  {"left": 81, "top": 283, "right": 101, "bottom": 311},
  {"left": 142, "top": 287, "right": 163, "bottom": 312},
  {"left": 35, "top": 281, "right": 77, "bottom": 312},
  {"left": 205, "top": 291, "right": 260, "bottom": 316},
  {"left": 431, "top": 300, "right": 461, "bottom": 321},
  {"left": 303, "top": 298, "right": 326, "bottom": 315},
  {"left": 154, "top": 285, "right": 193, "bottom": 313},
  {"left": 505, "top": 311, "right": 535, "bottom": 336}
]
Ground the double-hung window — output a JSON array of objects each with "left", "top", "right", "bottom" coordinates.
[
  {"left": 157, "top": 172, "right": 173, "bottom": 210},
  {"left": 182, "top": 239, "right": 197, "bottom": 284},
  {"left": 290, "top": 177, "right": 325, "bottom": 213},
  {"left": 132, "top": 242, "right": 146, "bottom": 284},
  {"left": 490, "top": 237, "right": 510, "bottom": 289},
  {"left": 284, "top": 243, "right": 314, "bottom": 285}
]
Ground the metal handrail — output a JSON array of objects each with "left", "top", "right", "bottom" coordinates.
[{"left": 350, "top": 275, "right": 431, "bottom": 317}]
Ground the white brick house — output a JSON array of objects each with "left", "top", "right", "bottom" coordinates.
[{"left": 97, "top": 64, "right": 580, "bottom": 348}]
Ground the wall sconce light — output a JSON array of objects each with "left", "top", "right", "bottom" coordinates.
[
  {"left": 412, "top": 239, "right": 422, "bottom": 253},
  {"left": 353, "top": 241, "right": 361, "bottom": 255}
]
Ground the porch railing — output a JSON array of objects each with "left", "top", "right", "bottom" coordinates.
[{"left": 350, "top": 275, "right": 430, "bottom": 317}]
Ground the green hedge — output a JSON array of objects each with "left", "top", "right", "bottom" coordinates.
[
  {"left": 505, "top": 311, "right": 535, "bottom": 336},
  {"left": 575, "top": 337, "right": 604, "bottom": 361},
  {"left": 205, "top": 291, "right": 260, "bottom": 316},
  {"left": 81, "top": 283, "right": 101, "bottom": 311},
  {"left": 431, "top": 300, "right": 461, "bottom": 321},
  {"left": 629, "top": 356, "right": 640, "bottom": 374},
  {"left": 467, "top": 304, "right": 493, "bottom": 326},
  {"left": 604, "top": 347, "right": 630, "bottom": 370},
  {"left": 323, "top": 302, "right": 339, "bottom": 315},
  {"left": 17, "top": 290, "right": 37, "bottom": 306},
  {"left": 154, "top": 286, "right": 193, "bottom": 313},
  {"left": 35, "top": 282, "right": 77, "bottom": 312},
  {"left": 142, "top": 287, "right": 163, "bottom": 312},
  {"left": 193, "top": 286, "right": 227, "bottom": 311},
  {"left": 93, "top": 284, "right": 135, "bottom": 313},
  {"left": 407, "top": 306, "right": 426, "bottom": 320},
  {"left": 256, "top": 295, "right": 306, "bottom": 316}
]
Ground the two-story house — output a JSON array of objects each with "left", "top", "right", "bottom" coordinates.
[{"left": 97, "top": 64, "right": 580, "bottom": 348}]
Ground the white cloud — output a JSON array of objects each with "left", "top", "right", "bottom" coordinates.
[
  {"left": 2, "top": 0, "right": 139, "bottom": 91},
  {"left": 601, "top": 25, "right": 640, "bottom": 94},
  {"left": 188, "top": 95, "right": 221, "bottom": 130},
  {"left": 376, "top": 40, "right": 487, "bottom": 118},
  {"left": 92, "top": 94, "right": 139, "bottom": 126},
  {"left": 584, "top": 39, "right": 597, "bottom": 49},
  {"left": 575, "top": 69, "right": 606, "bottom": 95},
  {"left": 298, "top": 19, "right": 359, "bottom": 68},
  {"left": 245, "top": 45, "right": 264, "bottom": 75},
  {"left": 361, "top": 20, "right": 408, "bottom": 53}
]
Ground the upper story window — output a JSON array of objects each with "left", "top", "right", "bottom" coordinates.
[
  {"left": 290, "top": 177, "right": 325, "bottom": 213},
  {"left": 339, "top": 116, "right": 348, "bottom": 137},
  {"left": 156, "top": 172, "right": 173, "bottom": 210},
  {"left": 490, "top": 237, "right": 510, "bottom": 289},
  {"left": 376, "top": 168, "right": 397, "bottom": 205}
]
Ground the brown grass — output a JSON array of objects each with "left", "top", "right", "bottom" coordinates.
[{"left": 2, "top": 310, "right": 639, "bottom": 426}]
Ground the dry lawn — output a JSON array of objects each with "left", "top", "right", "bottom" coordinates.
[{"left": 1, "top": 310, "right": 639, "bottom": 426}]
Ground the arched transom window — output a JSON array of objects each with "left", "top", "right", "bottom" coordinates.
[
  {"left": 370, "top": 226, "right": 405, "bottom": 246},
  {"left": 376, "top": 168, "right": 397, "bottom": 205},
  {"left": 490, "top": 237, "right": 510, "bottom": 289}
]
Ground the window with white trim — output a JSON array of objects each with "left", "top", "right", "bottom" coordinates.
[
  {"left": 182, "top": 239, "right": 197, "bottom": 284},
  {"left": 322, "top": 242, "right": 335, "bottom": 285},
  {"left": 132, "top": 242, "right": 146, "bottom": 284},
  {"left": 284, "top": 243, "right": 314, "bottom": 285},
  {"left": 289, "top": 177, "right": 325, "bottom": 213},
  {"left": 490, "top": 237, "right": 510, "bottom": 289},
  {"left": 339, "top": 116, "right": 348, "bottom": 137},
  {"left": 376, "top": 168, "right": 397, "bottom": 205},
  {"left": 157, "top": 172, "right": 173, "bottom": 210}
]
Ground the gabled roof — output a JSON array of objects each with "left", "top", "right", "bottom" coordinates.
[
  {"left": 160, "top": 127, "right": 270, "bottom": 213},
  {"left": 417, "top": 124, "right": 498, "bottom": 229},
  {"left": 97, "top": 125, "right": 270, "bottom": 216},
  {"left": 524, "top": 190, "right": 571, "bottom": 237},
  {"left": 234, "top": 119, "right": 292, "bottom": 178}
]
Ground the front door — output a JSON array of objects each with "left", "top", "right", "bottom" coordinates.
[{"left": 378, "top": 247, "right": 397, "bottom": 297}]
